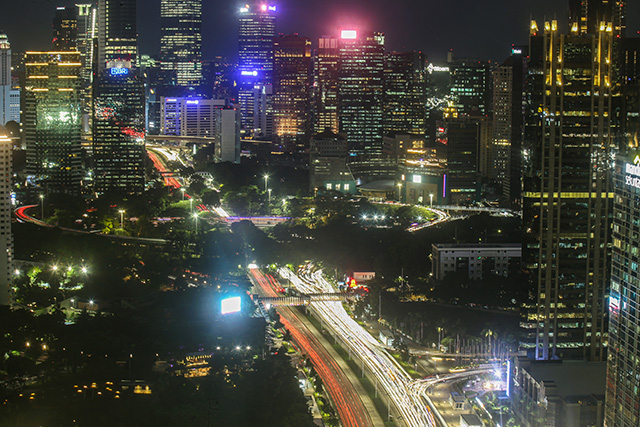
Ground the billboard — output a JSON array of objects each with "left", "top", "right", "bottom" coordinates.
[{"left": 221, "top": 296, "right": 241, "bottom": 314}]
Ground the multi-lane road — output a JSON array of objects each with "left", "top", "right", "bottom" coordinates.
[{"left": 250, "top": 268, "right": 382, "bottom": 427}]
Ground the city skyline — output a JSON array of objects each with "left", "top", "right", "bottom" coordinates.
[{"left": 3, "top": 0, "right": 640, "bottom": 62}]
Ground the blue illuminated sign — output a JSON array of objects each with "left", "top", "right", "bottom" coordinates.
[{"left": 110, "top": 67, "right": 129, "bottom": 76}]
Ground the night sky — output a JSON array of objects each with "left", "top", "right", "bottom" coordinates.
[{"left": 2, "top": 0, "right": 640, "bottom": 62}]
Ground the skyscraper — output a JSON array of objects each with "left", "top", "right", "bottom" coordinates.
[
  {"left": 98, "top": 0, "right": 138, "bottom": 71},
  {"left": 24, "top": 51, "right": 83, "bottom": 195},
  {"left": 521, "top": 20, "right": 618, "bottom": 361},
  {"left": 449, "top": 57, "right": 493, "bottom": 117},
  {"left": 605, "top": 151, "right": 640, "bottom": 426},
  {"left": 160, "top": 0, "right": 202, "bottom": 88},
  {"left": 0, "top": 34, "right": 19, "bottom": 126},
  {"left": 338, "top": 30, "right": 385, "bottom": 158},
  {"left": 313, "top": 36, "right": 340, "bottom": 134},
  {"left": 52, "top": 6, "right": 78, "bottom": 51},
  {"left": 75, "top": 4, "right": 98, "bottom": 133},
  {"left": 273, "top": 34, "right": 311, "bottom": 146},
  {"left": 569, "top": 0, "right": 626, "bottom": 36},
  {"left": 237, "top": 4, "right": 276, "bottom": 138},
  {"left": 383, "top": 51, "right": 427, "bottom": 136},
  {"left": 93, "top": 63, "right": 145, "bottom": 194},
  {"left": 0, "top": 131, "right": 12, "bottom": 305}
]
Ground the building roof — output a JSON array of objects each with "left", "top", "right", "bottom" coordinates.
[{"left": 524, "top": 361, "right": 606, "bottom": 397}]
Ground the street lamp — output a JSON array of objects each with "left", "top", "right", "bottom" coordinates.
[
  {"left": 267, "top": 188, "right": 272, "bottom": 205},
  {"left": 430, "top": 193, "right": 434, "bottom": 208},
  {"left": 263, "top": 174, "right": 269, "bottom": 192},
  {"left": 189, "top": 197, "right": 193, "bottom": 213},
  {"left": 397, "top": 183, "right": 402, "bottom": 201},
  {"left": 181, "top": 188, "right": 185, "bottom": 201},
  {"left": 193, "top": 212, "right": 199, "bottom": 234},
  {"left": 39, "top": 194, "right": 44, "bottom": 219},
  {"left": 118, "top": 210, "right": 125, "bottom": 229}
]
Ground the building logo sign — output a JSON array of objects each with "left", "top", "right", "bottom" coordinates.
[
  {"left": 427, "top": 63, "right": 450, "bottom": 74},
  {"left": 110, "top": 67, "right": 129, "bottom": 77},
  {"left": 625, "top": 155, "right": 640, "bottom": 189}
]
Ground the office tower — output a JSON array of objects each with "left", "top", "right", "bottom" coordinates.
[
  {"left": 53, "top": 6, "right": 77, "bottom": 51},
  {"left": 314, "top": 36, "right": 340, "bottom": 134},
  {"left": 160, "top": 97, "right": 225, "bottom": 137},
  {"left": 338, "top": 30, "right": 385, "bottom": 158},
  {"left": 449, "top": 57, "right": 492, "bottom": 117},
  {"left": 437, "top": 116, "right": 485, "bottom": 203},
  {"left": 383, "top": 51, "right": 427, "bottom": 137},
  {"left": 238, "top": 4, "right": 276, "bottom": 138},
  {"left": 491, "top": 47, "right": 526, "bottom": 205},
  {"left": 93, "top": 63, "right": 145, "bottom": 194},
  {"left": 75, "top": 4, "right": 98, "bottom": 134},
  {"left": 0, "top": 34, "right": 19, "bottom": 126},
  {"left": 569, "top": 0, "right": 626, "bottom": 36},
  {"left": 98, "top": 0, "right": 138, "bottom": 71},
  {"left": 309, "top": 130, "right": 356, "bottom": 194},
  {"left": 24, "top": 52, "right": 83, "bottom": 195},
  {"left": 273, "top": 34, "right": 311, "bottom": 146},
  {"left": 0, "top": 131, "right": 11, "bottom": 305},
  {"left": 214, "top": 107, "right": 241, "bottom": 163},
  {"left": 521, "top": 20, "right": 618, "bottom": 361},
  {"left": 605, "top": 152, "right": 640, "bottom": 426},
  {"left": 160, "top": 0, "right": 202, "bottom": 88}
]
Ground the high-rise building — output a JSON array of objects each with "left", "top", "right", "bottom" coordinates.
[
  {"left": 160, "top": 97, "right": 225, "bottom": 137},
  {"left": 75, "top": 4, "right": 98, "bottom": 134},
  {"left": 449, "top": 57, "right": 493, "bottom": 117},
  {"left": 310, "top": 130, "right": 356, "bottom": 194},
  {"left": 569, "top": 0, "right": 626, "bottom": 36},
  {"left": 237, "top": 3, "right": 276, "bottom": 138},
  {"left": 491, "top": 47, "right": 526, "bottom": 205},
  {"left": 0, "top": 131, "right": 12, "bottom": 305},
  {"left": 338, "top": 30, "right": 385, "bottom": 158},
  {"left": 521, "top": 20, "right": 618, "bottom": 361},
  {"left": 605, "top": 151, "right": 640, "bottom": 426},
  {"left": 273, "top": 34, "right": 311, "bottom": 146},
  {"left": 53, "top": 6, "right": 77, "bottom": 51},
  {"left": 93, "top": 63, "right": 145, "bottom": 194},
  {"left": 160, "top": 0, "right": 202, "bottom": 88},
  {"left": 98, "top": 0, "right": 138, "bottom": 71},
  {"left": 383, "top": 51, "right": 427, "bottom": 136},
  {"left": 0, "top": 34, "right": 19, "bottom": 126},
  {"left": 314, "top": 36, "right": 340, "bottom": 134},
  {"left": 214, "top": 107, "right": 241, "bottom": 164},
  {"left": 24, "top": 51, "right": 83, "bottom": 195}
]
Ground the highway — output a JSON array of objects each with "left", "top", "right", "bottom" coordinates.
[
  {"left": 282, "top": 265, "right": 438, "bottom": 427},
  {"left": 406, "top": 207, "right": 450, "bottom": 233},
  {"left": 250, "top": 268, "right": 380, "bottom": 427}
]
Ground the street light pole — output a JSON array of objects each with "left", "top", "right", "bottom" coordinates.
[
  {"left": 193, "top": 213, "right": 198, "bottom": 234},
  {"left": 189, "top": 198, "right": 193, "bottom": 213},
  {"left": 181, "top": 188, "right": 185, "bottom": 201},
  {"left": 118, "top": 210, "right": 125, "bottom": 229},
  {"left": 263, "top": 174, "right": 269, "bottom": 192},
  {"left": 430, "top": 193, "right": 434, "bottom": 208},
  {"left": 39, "top": 194, "right": 44, "bottom": 219},
  {"left": 268, "top": 188, "right": 272, "bottom": 205},
  {"left": 397, "top": 183, "right": 402, "bottom": 201}
]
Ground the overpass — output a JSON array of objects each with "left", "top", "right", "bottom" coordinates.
[{"left": 255, "top": 291, "right": 367, "bottom": 307}]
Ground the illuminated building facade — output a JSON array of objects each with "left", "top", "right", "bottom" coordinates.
[
  {"left": 309, "top": 130, "right": 356, "bottom": 194},
  {"left": 383, "top": 51, "right": 427, "bottom": 136},
  {"left": 273, "top": 34, "right": 311, "bottom": 145},
  {"left": 98, "top": 0, "right": 138, "bottom": 71},
  {"left": 521, "top": 20, "right": 618, "bottom": 361},
  {"left": 338, "top": 30, "right": 385, "bottom": 158},
  {"left": 93, "top": 64, "right": 145, "bottom": 194},
  {"left": 314, "top": 36, "right": 340, "bottom": 134},
  {"left": 76, "top": 4, "right": 98, "bottom": 133},
  {"left": 238, "top": 4, "right": 276, "bottom": 138},
  {"left": 52, "top": 6, "right": 77, "bottom": 51},
  {"left": 160, "top": 0, "right": 202, "bottom": 87},
  {"left": 160, "top": 97, "right": 225, "bottom": 137},
  {"left": 24, "top": 51, "right": 83, "bottom": 195},
  {"left": 449, "top": 57, "right": 492, "bottom": 117},
  {"left": 605, "top": 152, "right": 640, "bottom": 426},
  {"left": 491, "top": 47, "right": 526, "bottom": 204},
  {"left": 569, "top": 0, "right": 626, "bottom": 36},
  {"left": 0, "top": 34, "right": 19, "bottom": 126}
]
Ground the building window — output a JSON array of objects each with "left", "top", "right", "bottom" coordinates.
[{"left": 326, "top": 183, "right": 332, "bottom": 190}]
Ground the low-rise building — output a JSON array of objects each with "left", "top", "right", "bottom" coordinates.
[{"left": 431, "top": 243, "right": 521, "bottom": 280}]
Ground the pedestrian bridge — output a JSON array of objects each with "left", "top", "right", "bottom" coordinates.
[{"left": 256, "top": 291, "right": 367, "bottom": 307}]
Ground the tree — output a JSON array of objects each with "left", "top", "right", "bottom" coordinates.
[{"left": 201, "top": 190, "right": 221, "bottom": 207}]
